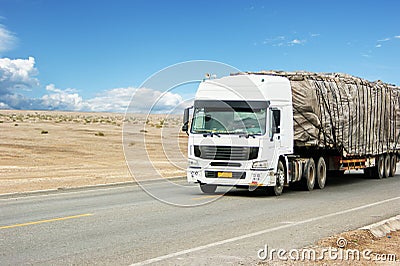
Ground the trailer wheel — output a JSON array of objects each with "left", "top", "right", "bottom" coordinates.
[
  {"left": 268, "top": 160, "right": 284, "bottom": 196},
  {"left": 373, "top": 156, "right": 385, "bottom": 179},
  {"left": 316, "top": 157, "right": 327, "bottom": 189},
  {"left": 383, "top": 154, "right": 390, "bottom": 178},
  {"left": 200, "top": 184, "right": 217, "bottom": 194},
  {"left": 389, "top": 155, "right": 397, "bottom": 177},
  {"left": 302, "top": 158, "right": 315, "bottom": 191}
]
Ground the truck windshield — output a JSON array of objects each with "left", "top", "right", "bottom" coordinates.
[{"left": 191, "top": 100, "right": 268, "bottom": 135}]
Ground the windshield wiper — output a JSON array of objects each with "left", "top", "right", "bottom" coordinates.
[
  {"left": 202, "top": 132, "right": 221, "bottom": 138},
  {"left": 239, "top": 133, "right": 257, "bottom": 139}
]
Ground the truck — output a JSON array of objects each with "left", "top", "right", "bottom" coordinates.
[{"left": 182, "top": 71, "right": 400, "bottom": 195}]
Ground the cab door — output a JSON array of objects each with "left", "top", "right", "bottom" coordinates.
[{"left": 269, "top": 108, "right": 281, "bottom": 148}]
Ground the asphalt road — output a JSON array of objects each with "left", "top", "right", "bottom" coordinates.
[{"left": 1, "top": 172, "right": 400, "bottom": 265}]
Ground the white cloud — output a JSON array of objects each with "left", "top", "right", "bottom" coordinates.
[
  {"left": 45, "top": 84, "right": 77, "bottom": 94},
  {"left": 310, "top": 33, "right": 320, "bottom": 37},
  {"left": 0, "top": 101, "right": 10, "bottom": 109},
  {"left": 41, "top": 84, "right": 85, "bottom": 111},
  {"left": 263, "top": 36, "right": 284, "bottom": 46},
  {"left": 373, "top": 35, "right": 400, "bottom": 49},
  {"left": 264, "top": 35, "right": 307, "bottom": 47},
  {"left": 0, "top": 24, "right": 17, "bottom": 53},
  {"left": 39, "top": 86, "right": 184, "bottom": 113},
  {"left": 288, "top": 39, "right": 305, "bottom": 45},
  {"left": 0, "top": 57, "right": 39, "bottom": 92},
  {"left": 129, "top": 87, "right": 183, "bottom": 112},
  {"left": 85, "top": 87, "right": 136, "bottom": 112},
  {"left": 0, "top": 57, "right": 184, "bottom": 113},
  {"left": 0, "top": 79, "right": 184, "bottom": 112},
  {"left": 87, "top": 87, "right": 184, "bottom": 113},
  {"left": 377, "top": 37, "right": 391, "bottom": 42},
  {"left": 0, "top": 92, "right": 43, "bottom": 109}
]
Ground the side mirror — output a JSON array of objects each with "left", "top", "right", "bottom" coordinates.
[{"left": 182, "top": 106, "right": 192, "bottom": 133}]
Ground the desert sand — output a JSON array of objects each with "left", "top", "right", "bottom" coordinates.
[{"left": 0, "top": 110, "right": 187, "bottom": 194}]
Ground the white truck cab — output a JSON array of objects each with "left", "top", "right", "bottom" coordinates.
[{"left": 182, "top": 74, "right": 294, "bottom": 195}]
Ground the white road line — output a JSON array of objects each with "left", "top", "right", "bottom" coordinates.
[
  {"left": 0, "top": 179, "right": 189, "bottom": 201},
  {"left": 130, "top": 196, "right": 400, "bottom": 266},
  {"left": 0, "top": 186, "right": 135, "bottom": 200}
]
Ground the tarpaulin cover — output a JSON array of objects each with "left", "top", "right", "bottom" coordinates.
[{"left": 235, "top": 71, "right": 400, "bottom": 157}]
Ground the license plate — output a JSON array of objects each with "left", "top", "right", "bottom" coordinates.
[{"left": 218, "top": 172, "right": 232, "bottom": 178}]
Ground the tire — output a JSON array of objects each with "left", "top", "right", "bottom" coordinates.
[
  {"left": 316, "top": 157, "right": 327, "bottom": 189},
  {"left": 301, "top": 158, "right": 315, "bottom": 191},
  {"left": 268, "top": 160, "right": 285, "bottom": 196},
  {"left": 373, "top": 155, "right": 385, "bottom": 179},
  {"left": 200, "top": 184, "right": 217, "bottom": 194},
  {"left": 384, "top": 154, "right": 390, "bottom": 178},
  {"left": 389, "top": 155, "right": 397, "bottom": 177}
]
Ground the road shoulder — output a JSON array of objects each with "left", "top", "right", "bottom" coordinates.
[{"left": 261, "top": 215, "right": 400, "bottom": 265}]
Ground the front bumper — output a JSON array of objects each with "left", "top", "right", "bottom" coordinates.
[{"left": 187, "top": 168, "right": 276, "bottom": 187}]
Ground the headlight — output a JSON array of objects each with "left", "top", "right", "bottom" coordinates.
[
  {"left": 188, "top": 159, "right": 199, "bottom": 167},
  {"left": 252, "top": 160, "right": 269, "bottom": 169}
]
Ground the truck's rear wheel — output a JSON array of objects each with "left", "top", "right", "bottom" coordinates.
[
  {"left": 384, "top": 154, "right": 390, "bottom": 178},
  {"left": 301, "top": 158, "right": 315, "bottom": 191},
  {"left": 268, "top": 160, "right": 284, "bottom": 196},
  {"left": 316, "top": 157, "right": 327, "bottom": 189},
  {"left": 373, "top": 155, "right": 385, "bottom": 179},
  {"left": 389, "top": 154, "right": 397, "bottom": 177},
  {"left": 200, "top": 184, "right": 217, "bottom": 194}
]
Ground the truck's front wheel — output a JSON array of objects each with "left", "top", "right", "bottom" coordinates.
[
  {"left": 200, "top": 184, "right": 217, "bottom": 194},
  {"left": 268, "top": 160, "right": 285, "bottom": 196}
]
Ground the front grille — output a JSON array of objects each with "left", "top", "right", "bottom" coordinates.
[
  {"left": 194, "top": 146, "right": 259, "bottom": 161},
  {"left": 205, "top": 171, "right": 246, "bottom": 179},
  {"left": 210, "top": 162, "right": 241, "bottom": 167}
]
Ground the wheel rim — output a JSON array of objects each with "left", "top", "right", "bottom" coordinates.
[{"left": 276, "top": 167, "right": 284, "bottom": 192}]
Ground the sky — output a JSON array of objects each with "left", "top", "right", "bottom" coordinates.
[{"left": 0, "top": 0, "right": 399, "bottom": 113}]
